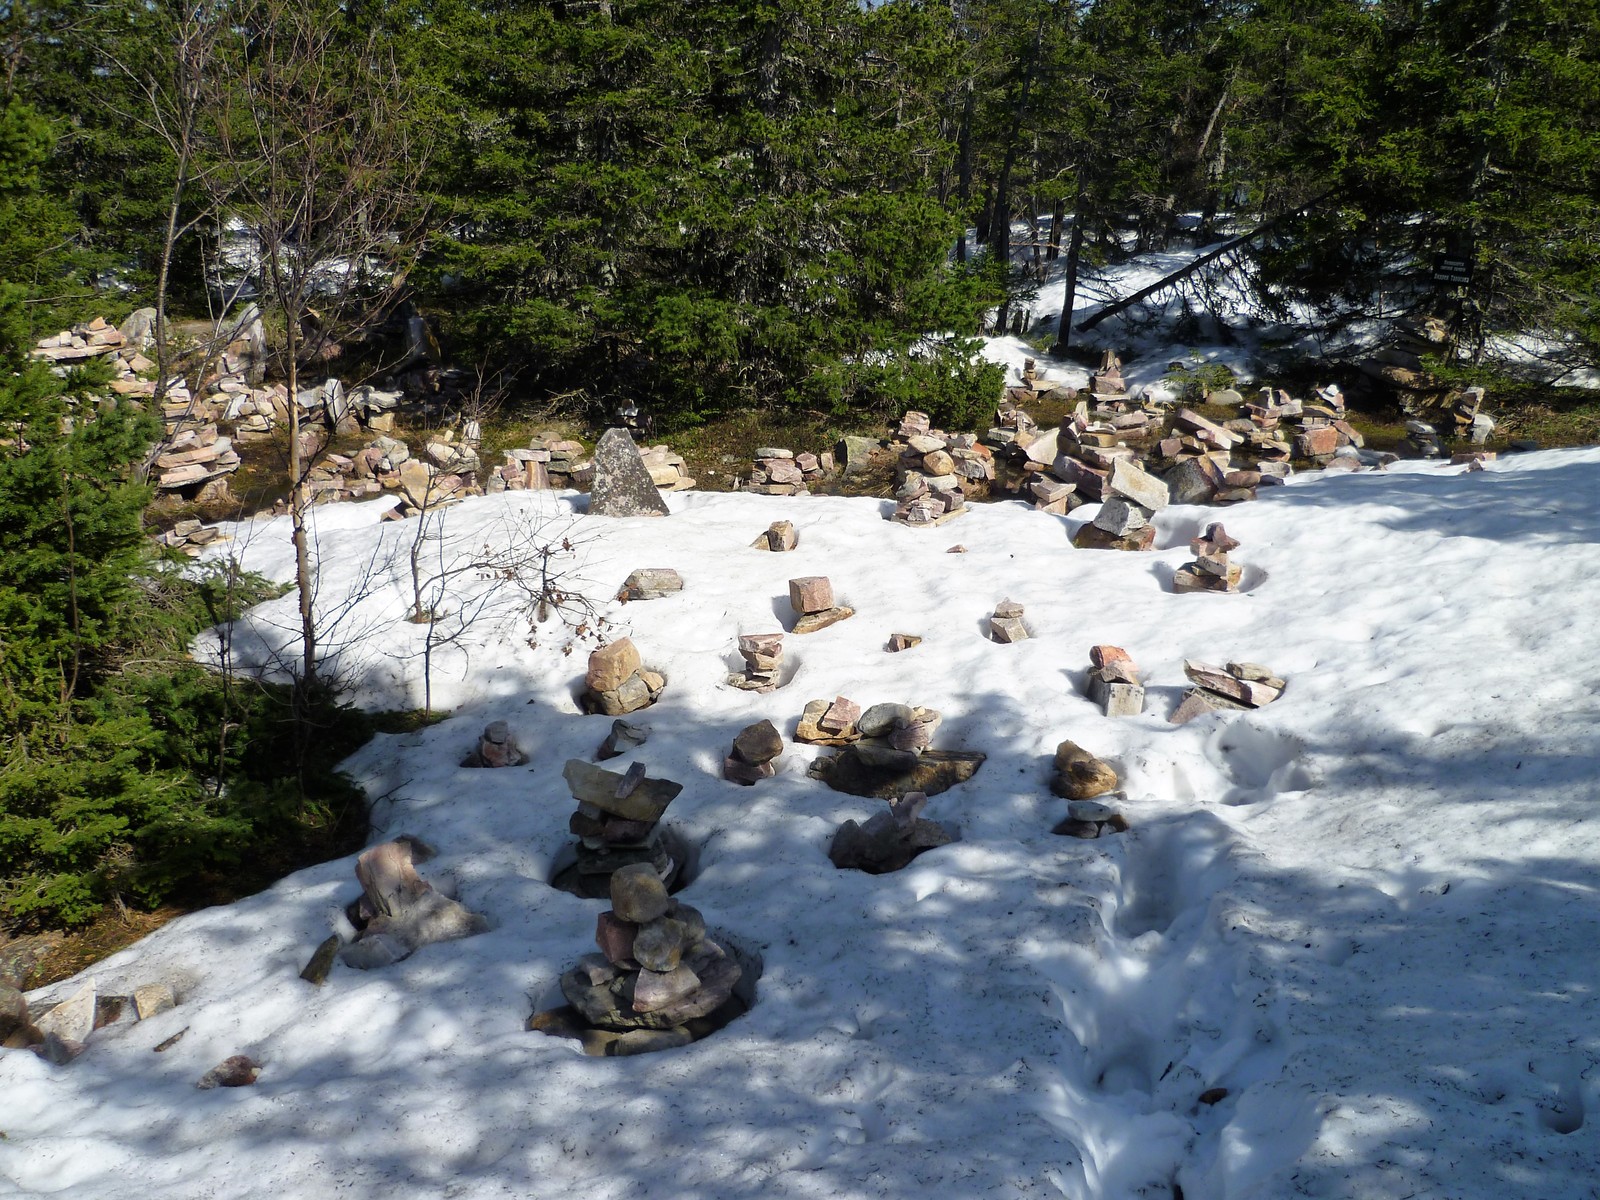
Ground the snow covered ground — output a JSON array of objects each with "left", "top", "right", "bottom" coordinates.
[{"left": 6, "top": 448, "right": 1600, "bottom": 1199}]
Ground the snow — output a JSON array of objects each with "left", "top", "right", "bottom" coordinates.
[{"left": 7, "top": 449, "right": 1600, "bottom": 1200}]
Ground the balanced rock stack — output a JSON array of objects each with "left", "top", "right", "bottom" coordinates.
[
  {"left": 152, "top": 424, "right": 242, "bottom": 494},
  {"left": 1406, "top": 419, "right": 1448, "bottom": 459},
  {"left": 1074, "top": 457, "right": 1170, "bottom": 551},
  {"left": 989, "top": 599, "right": 1029, "bottom": 643},
  {"left": 789, "top": 576, "right": 853, "bottom": 634},
  {"left": 746, "top": 447, "right": 829, "bottom": 496},
  {"left": 727, "top": 632, "right": 785, "bottom": 692},
  {"left": 154, "top": 518, "right": 228, "bottom": 557},
  {"left": 617, "top": 568, "right": 684, "bottom": 602},
  {"left": 525, "top": 432, "right": 595, "bottom": 488},
  {"left": 723, "top": 719, "right": 783, "bottom": 785},
  {"left": 891, "top": 473, "right": 967, "bottom": 526},
  {"left": 339, "top": 837, "right": 489, "bottom": 969},
  {"left": 1174, "top": 523, "right": 1243, "bottom": 593},
  {"left": 544, "top": 864, "right": 744, "bottom": 1057},
  {"left": 986, "top": 395, "right": 1040, "bottom": 450},
  {"left": 1089, "top": 349, "right": 1130, "bottom": 399},
  {"left": 1171, "top": 661, "right": 1286, "bottom": 724},
  {"left": 1086, "top": 645, "right": 1144, "bottom": 717},
  {"left": 1052, "top": 795, "right": 1130, "bottom": 839},
  {"left": 795, "top": 695, "right": 862, "bottom": 744},
  {"left": 750, "top": 520, "right": 799, "bottom": 551},
  {"left": 556, "top": 759, "right": 686, "bottom": 898},
  {"left": 460, "top": 720, "right": 528, "bottom": 768},
  {"left": 828, "top": 790, "right": 954, "bottom": 874},
  {"left": 807, "top": 702, "right": 985, "bottom": 799},
  {"left": 580, "top": 638, "right": 666, "bottom": 715},
  {"left": 327, "top": 435, "right": 454, "bottom": 512}
]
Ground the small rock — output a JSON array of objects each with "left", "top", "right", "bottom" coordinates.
[
  {"left": 595, "top": 912, "right": 640, "bottom": 964},
  {"left": 632, "top": 917, "right": 687, "bottom": 973},
  {"left": 631, "top": 964, "right": 702, "bottom": 1014},
  {"left": 596, "top": 718, "right": 650, "bottom": 761},
  {"left": 990, "top": 615, "right": 1029, "bottom": 643},
  {"left": 1051, "top": 818, "right": 1101, "bottom": 839},
  {"left": 886, "top": 633, "right": 922, "bottom": 652},
  {"left": 618, "top": 568, "right": 684, "bottom": 601},
  {"left": 298, "top": 938, "right": 340, "bottom": 987},
  {"left": 858, "top": 702, "right": 915, "bottom": 738},
  {"left": 587, "top": 638, "right": 643, "bottom": 693},
  {"left": 1052, "top": 741, "right": 1119, "bottom": 799},
  {"left": 197, "top": 1055, "right": 261, "bottom": 1089},
  {"left": 731, "top": 719, "right": 784, "bottom": 764},
  {"left": 793, "top": 605, "right": 854, "bottom": 634}
]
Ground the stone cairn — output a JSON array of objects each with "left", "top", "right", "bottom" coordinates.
[
  {"left": 617, "top": 568, "right": 684, "bottom": 602},
  {"left": 750, "top": 520, "right": 799, "bottom": 551},
  {"left": 1086, "top": 645, "right": 1144, "bottom": 717},
  {"left": 1073, "top": 457, "right": 1171, "bottom": 551},
  {"left": 804, "top": 701, "right": 986, "bottom": 798},
  {"left": 1173, "top": 523, "right": 1243, "bottom": 594},
  {"left": 1049, "top": 740, "right": 1130, "bottom": 838},
  {"left": 788, "top": 576, "right": 854, "bottom": 634},
  {"left": 555, "top": 759, "right": 686, "bottom": 899},
  {"left": 989, "top": 599, "right": 1030, "bottom": 643},
  {"left": 376, "top": 437, "right": 478, "bottom": 519},
  {"left": 745, "top": 447, "right": 832, "bottom": 496},
  {"left": 727, "top": 632, "right": 785, "bottom": 692},
  {"left": 2, "top": 975, "right": 178, "bottom": 1066},
  {"left": 885, "top": 409, "right": 993, "bottom": 527},
  {"left": 460, "top": 720, "right": 528, "bottom": 768},
  {"left": 338, "top": 837, "right": 489, "bottom": 970},
  {"left": 828, "top": 790, "right": 955, "bottom": 874},
  {"left": 580, "top": 638, "right": 666, "bottom": 716},
  {"left": 536, "top": 864, "right": 745, "bottom": 1057},
  {"left": 155, "top": 518, "right": 230, "bottom": 558},
  {"left": 1171, "top": 661, "right": 1286, "bottom": 724},
  {"left": 150, "top": 423, "right": 243, "bottom": 496},
  {"left": 724, "top": 719, "right": 783, "bottom": 785}
]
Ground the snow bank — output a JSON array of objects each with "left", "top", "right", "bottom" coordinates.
[{"left": 5, "top": 450, "right": 1599, "bottom": 1199}]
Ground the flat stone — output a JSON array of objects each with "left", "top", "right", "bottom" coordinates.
[
  {"left": 820, "top": 696, "right": 861, "bottom": 732},
  {"left": 618, "top": 568, "right": 683, "bottom": 601},
  {"left": 1074, "top": 522, "right": 1156, "bottom": 552},
  {"left": 1067, "top": 799, "right": 1120, "bottom": 822},
  {"left": 587, "top": 638, "right": 643, "bottom": 693},
  {"left": 1173, "top": 564, "right": 1241, "bottom": 593},
  {"left": 298, "top": 938, "right": 340, "bottom": 986},
  {"left": 1051, "top": 817, "right": 1102, "bottom": 839},
  {"left": 753, "top": 446, "right": 793, "bottom": 459},
  {"left": 990, "top": 616, "right": 1029, "bottom": 643},
  {"left": 610, "top": 862, "right": 671, "bottom": 923},
  {"left": 1227, "top": 662, "right": 1286, "bottom": 689},
  {"left": 527, "top": 1004, "right": 589, "bottom": 1039},
  {"left": 809, "top": 746, "right": 986, "bottom": 799},
  {"left": 1170, "top": 687, "right": 1250, "bottom": 724},
  {"left": 793, "top": 605, "right": 853, "bottom": 634},
  {"left": 1184, "top": 660, "right": 1283, "bottom": 706},
  {"left": 588, "top": 428, "right": 669, "bottom": 516},
  {"left": 732, "top": 719, "right": 784, "bottom": 764},
  {"left": 1106, "top": 458, "right": 1170, "bottom": 511},
  {"left": 723, "top": 754, "right": 777, "bottom": 785},
  {"left": 563, "top": 759, "right": 682, "bottom": 822},
  {"left": 858, "top": 702, "right": 915, "bottom": 737},
  {"left": 829, "top": 815, "right": 954, "bottom": 874},
  {"left": 788, "top": 576, "right": 834, "bottom": 614},
  {"left": 1090, "top": 645, "right": 1137, "bottom": 678},
  {"left": 602, "top": 1026, "right": 695, "bottom": 1056}
]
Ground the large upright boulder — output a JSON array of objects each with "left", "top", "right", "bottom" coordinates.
[{"left": 589, "top": 428, "right": 670, "bottom": 517}]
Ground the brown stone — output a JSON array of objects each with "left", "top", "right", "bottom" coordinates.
[
  {"left": 595, "top": 911, "right": 640, "bottom": 964},
  {"left": 1052, "top": 741, "right": 1119, "bottom": 799},
  {"left": 788, "top": 576, "right": 834, "bottom": 614},
  {"left": 610, "top": 862, "right": 670, "bottom": 924},
  {"left": 793, "top": 605, "right": 854, "bottom": 634},
  {"left": 587, "top": 638, "right": 643, "bottom": 693},
  {"left": 809, "top": 746, "right": 985, "bottom": 799}
]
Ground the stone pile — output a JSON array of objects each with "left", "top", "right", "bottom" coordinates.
[
  {"left": 789, "top": 576, "right": 853, "bottom": 634},
  {"left": 494, "top": 432, "right": 597, "bottom": 492},
  {"left": 556, "top": 759, "right": 686, "bottom": 898},
  {"left": 151, "top": 424, "right": 242, "bottom": 493},
  {"left": 378, "top": 448, "right": 476, "bottom": 520},
  {"left": 727, "top": 632, "right": 785, "bottom": 692},
  {"left": 807, "top": 702, "right": 985, "bottom": 798},
  {"left": 750, "top": 520, "right": 799, "bottom": 551},
  {"left": 1173, "top": 522, "right": 1243, "bottom": 594},
  {"left": 795, "top": 695, "right": 862, "bottom": 744},
  {"left": 891, "top": 475, "right": 967, "bottom": 527},
  {"left": 460, "top": 720, "right": 528, "bottom": 768},
  {"left": 989, "top": 599, "right": 1029, "bottom": 643},
  {"left": 723, "top": 719, "right": 783, "bottom": 785},
  {"left": 745, "top": 447, "right": 831, "bottom": 496},
  {"left": 580, "top": 638, "right": 666, "bottom": 716},
  {"left": 538, "top": 865, "right": 745, "bottom": 1057},
  {"left": 828, "top": 791, "right": 955, "bottom": 874},
  {"left": 1086, "top": 645, "right": 1144, "bottom": 717},
  {"left": 1171, "top": 661, "right": 1286, "bottom": 724},
  {"left": 1406, "top": 419, "right": 1448, "bottom": 458},
  {"left": 1073, "top": 457, "right": 1170, "bottom": 551},
  {"left": 154, "top": 518, "right": 229, "bottom": 557},
  {"left": 987, "top": 393, "right": 1040, "bottom": 450},
  {"left": 1052, "top": 797, "right": 1130, "bottom": 839},
  {"left": 884, "top": 411, "right": 995, "bottom": 527},
  {"left": 1089, "top": 349, "right": 1130, "bottom": 399},
  {"left": 339, "top": 837, "right": 489, "bottom": 969},
  {"left": 617, "top": 568, "right": 684, "bottom": 602},
  {"left": 637, "top": 444, "right": 696, "bottom": 491}
]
